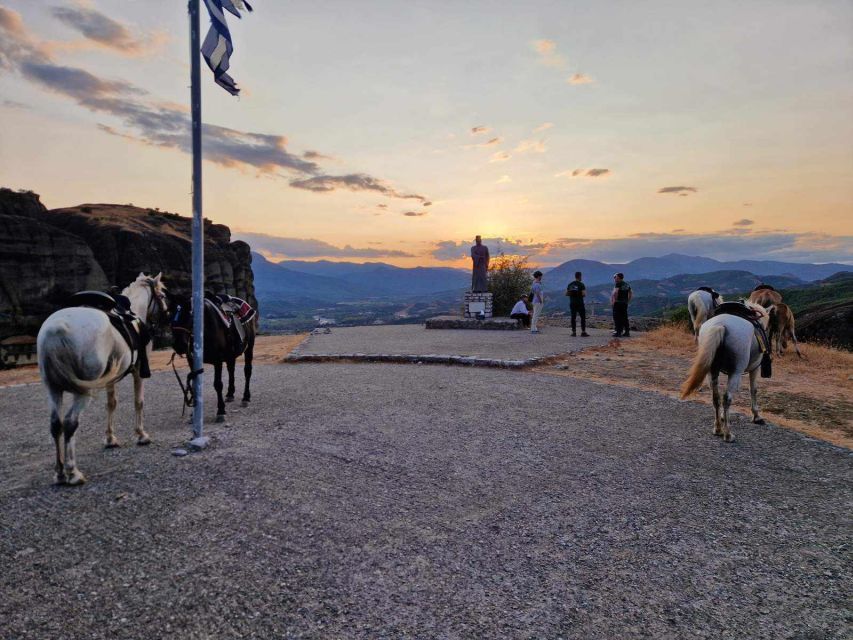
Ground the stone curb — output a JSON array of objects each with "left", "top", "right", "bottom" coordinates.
[{"left": 283, "top": 352, "right": 567, "bottom": 369}]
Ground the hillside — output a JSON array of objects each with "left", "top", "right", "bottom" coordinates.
[{"left": 545, "top": 253, "right": 850, "bottom": 287}]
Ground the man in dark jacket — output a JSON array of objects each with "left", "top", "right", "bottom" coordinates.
[
  {"left": 611, "top": 272, "right": 632, "bottom": 337},
  {"left": 565, "top": 271, "right": 589, "bottom": 337}
]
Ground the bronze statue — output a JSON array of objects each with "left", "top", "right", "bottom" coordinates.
[{"left": 470, "top": 235, "right": 490, "bottom": 292}]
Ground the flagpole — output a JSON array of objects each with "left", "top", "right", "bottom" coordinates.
[{"left": 188, "top": 0, "right": 207, "bottom": 447}]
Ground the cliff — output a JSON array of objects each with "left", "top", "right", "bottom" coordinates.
[{"left": 0, "top": 188, "right": 256, "bottom": 339}]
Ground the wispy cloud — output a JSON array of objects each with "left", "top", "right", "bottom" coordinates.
[
  {"left": 733, "top": 218, "right": 754, "bottom": 227},
  {"left": 532, "top": 39, "right": 565, "bottom": 67},
  {"left": 514, "top": 139, "right": 547, "bottom": 154},
  {"left": 658, "top": 186, "right": 698, "bottom": 195},
  {"left": 235, "top": 232, "right": 416, "bottom": 259},
  {"left": 49, "top": 4, "right": 168, "bottom": 57},
  {"left": 1, "top": 98, "right": 28, "bottom": 109},
  {"left": 533, "top": 122, "right": 554, "bottom": 133},
  {"left": 495, "top": 175, "right": 511, "bottom": 184},
  {"left": 402, "top": 211, "right": 428, "bottom": 217},
  {"left": 489, "top": 151, "right": 511, "bottom": 163},
  {"left": 471, "top": 125, "right": 490, "bottom": 135},
  {"left": 567, "top": 73, "right": 593, "bottom": 85},
  {"left": 289, "top": 174, "right": 430, "bottom": 204},
  {"left": 556, "top": 168, "right": 611, "bottom": 178},
  {"left": 0, "top": 7, "right": 430, "bottom": 204},
  {"left": 463, "top": 136, "right": 503, "bottom": 149}
]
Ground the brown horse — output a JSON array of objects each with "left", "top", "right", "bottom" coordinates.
[
  {"left": 769, "top": 303, "right": 803, "bottom": 358},
  {"left": 749, "top": 284, "right": 782, "bottom": 308},
  {"left": 170, "top": 294, "right": 256, "bottom": 422}
]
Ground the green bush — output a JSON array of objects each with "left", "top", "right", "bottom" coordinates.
[
  {"left": 665, "top": 305, "right": 692, "bottom": 332},
  {"left": 488, "top": 253, "right": 534, "bottom": 316}
]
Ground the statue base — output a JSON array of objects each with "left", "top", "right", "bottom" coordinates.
[{"left": 464, "top": 291, "right": 493, "bottom": 319}]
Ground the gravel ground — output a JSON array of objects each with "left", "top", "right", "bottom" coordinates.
[
  {"left": 0, "top": 363, "right": 850, "bottom": 639},
  {"left": 295, "top": 325, "right": 613, "bottom": 361}
]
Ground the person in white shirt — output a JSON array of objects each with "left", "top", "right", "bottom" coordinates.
[
  {"left": 531, "top": 271, "right": 545, "bottom": 333},
  {"left": 510, "top": 294, "right": 531, "bottom": 328}
]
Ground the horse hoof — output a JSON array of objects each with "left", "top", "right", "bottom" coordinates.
[
  {"left": 66, "top": 471, "right": 87, "bottom": 486},
  {"left": 104, "top": 440, "right": 121, "bottom": 449},
  {"left": 215, "top": 414, "right": 226, "bottom": 423},
  {"left": 54, "top": 473, "right": 67, "bottom": 486},
  {"left": 137, "top": 436, "right": 151, "bottom": 446},
  {"left": 753, "top": 418, "right": 766, "bottom": 425},
  {"left": 225, "top": 396, "right": 235, "bottom": 403},
  {"left": 723, "top": 433, "right": 735, "bottom": 443},
  {"left": 241, "top": 400, "right": 249, "bottom": 408}
]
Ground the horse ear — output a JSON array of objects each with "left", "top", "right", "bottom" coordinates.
[
  {"left": 138, "top": 271, "right": 145, "bottom": 280},
  {"left": 154, "top": 272, "right": 162, "bottom": 282}
]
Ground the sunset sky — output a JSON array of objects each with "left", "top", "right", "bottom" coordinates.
[{"left": 1, "top": 1, "right": 851, "bottom": 267}]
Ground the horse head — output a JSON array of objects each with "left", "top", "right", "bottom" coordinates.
[{"left": 124, "top": 272, "right": 169, "bottom": 324}]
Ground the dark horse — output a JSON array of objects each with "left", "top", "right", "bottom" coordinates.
[{"left": 170, "top": 294, "right": 256, "bottom": 421}]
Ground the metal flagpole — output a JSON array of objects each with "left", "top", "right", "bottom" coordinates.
[{"left": 188, "top": 0, "right": 207, "bottom": 447}]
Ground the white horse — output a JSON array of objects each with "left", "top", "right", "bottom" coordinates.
[
  {"left": 680, "top": 301, "right": 770, "bottom": 442},
  {"left": 687, "top": 289, "right": 724, "bottom": 338},
  {"left": 37, "top": 273, "right": 168, "bottom": 485}
]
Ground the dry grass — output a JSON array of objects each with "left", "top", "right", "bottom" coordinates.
[
  {"left": 537, "top": 325, "right": 853, "bottom": 449},
  {"left": 0, "top": 334, "right": 308, "bottom": 388}
]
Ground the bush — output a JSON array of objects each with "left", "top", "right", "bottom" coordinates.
[
  {"left": 664, "top": 305, "right": 692, "bottom": 332},
  {"left": 488, "top": 253, "right": 534, "bottom": 316}
]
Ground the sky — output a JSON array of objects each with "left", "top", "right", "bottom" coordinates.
[{"left": 1, "top": 0, "right": 851, "bottom": 268}]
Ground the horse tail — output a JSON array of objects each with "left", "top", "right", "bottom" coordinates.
[{"left": 681, "top": 323, "right": 725, "bottom": 398}]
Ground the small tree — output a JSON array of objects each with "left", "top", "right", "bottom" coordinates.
[{"left": 488, "top": 253, "right": 534, "bottom": 316}]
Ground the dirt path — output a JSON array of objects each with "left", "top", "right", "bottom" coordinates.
[
  {"left": 0, "top": 334, "right": 307, "bottom": 388},
  {"left": 535, "top": 326, "right": 853, "bottom": 449}
]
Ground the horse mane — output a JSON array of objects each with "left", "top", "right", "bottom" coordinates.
[{"left": 752, "top": 284, "right": 776, "bottom": 292}]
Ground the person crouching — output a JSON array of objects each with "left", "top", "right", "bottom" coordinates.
[{"left": 511, "top": 294, "right": 531, "bottom": 328}]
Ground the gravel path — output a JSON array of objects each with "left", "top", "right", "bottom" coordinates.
[
  {"left": 0, "top": 363, "right": 850, "bottom": 639},
  {"left": 293, "top": 325, "right": 613, "bottom": 363}
]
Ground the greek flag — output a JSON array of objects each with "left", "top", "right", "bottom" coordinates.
[{"left": 201, "top": 0, "right": 253, "bottom": 96}]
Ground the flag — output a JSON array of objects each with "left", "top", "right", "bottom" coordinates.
[{"left": 201, "top": 0, "right": 253, "bottom": 95}]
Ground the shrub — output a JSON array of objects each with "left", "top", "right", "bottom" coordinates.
[
  {"left": 488, "top": 253, "right": 534, "bottom": 316},
  {"left": 665, "top": 305, "right": 692, "bottom": 332}
]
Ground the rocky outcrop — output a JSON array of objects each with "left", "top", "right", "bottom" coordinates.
[
  {"left": 796, "top": 301, "right": 853, "bottom": 350},
  {"left": 0, "top": 188, "right": 256, "bottom": 339}
]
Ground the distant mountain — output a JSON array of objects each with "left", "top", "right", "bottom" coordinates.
[
  {"left": 545, "top": 253, "right": 851, "bottom": 287},
  {"left": 252, "top": 252, "right": 376, "bottom": 304},
  {"left": 266, "top": 256, "right": 469, "bottom": 297}
]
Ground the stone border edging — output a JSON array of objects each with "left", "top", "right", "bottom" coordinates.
[{"left": 283, "top": 351, "right": 566, "bottom": 369}]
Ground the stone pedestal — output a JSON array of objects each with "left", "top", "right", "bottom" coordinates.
[{"left": 464, "top": 291, "right": 493, "bottom": 318}]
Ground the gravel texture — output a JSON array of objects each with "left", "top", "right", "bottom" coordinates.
[
  {"left": 0, "top": 363, "right": 850, "bottom": 639},
  {"left": 290, "top": 324, "right": 613, "bottom": 365}
]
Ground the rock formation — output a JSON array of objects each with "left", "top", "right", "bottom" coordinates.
[{"left": 0, "top": 188, "right": 256, "bottom": 339}]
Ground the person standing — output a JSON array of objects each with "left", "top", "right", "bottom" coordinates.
[
  {"left": 531, "top": 271, "right": 545, "bottom": 333},
  {"left": 565, "top": 271, "right": 588, "bottom": 337},
  {"left": 611, "top": 272, "right": 632, "bottom": 337},
  {"left": 510, "top": 294, "right": 531, "bottom": 328}
]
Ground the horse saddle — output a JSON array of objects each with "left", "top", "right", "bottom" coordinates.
[
  {"left": 711, "top": 301, "right": 772, "bottom": 378},
  {"left": 204, "top": 294, "right": 255, "bottom": 356},
  {"left": 66, "top": 290, "right": 151, "bottom": 378}
]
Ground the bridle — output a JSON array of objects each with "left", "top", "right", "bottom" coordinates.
[{"left": 143, "top": 278, "right": 169, "bottom": 326}]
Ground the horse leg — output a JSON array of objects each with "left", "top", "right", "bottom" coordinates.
[
  {"left": 48, "top": 388, "right": 65, "bottom": 484},
  {"left": 791, "top": 329, "right": 803, "bottom": 359},
  {"left": 710, "top": 373, "right": 723, "bottom": 437},
  {"left": 241, "top": 336, "right": 254, "bottom": 407},
  {"left": 133, "top": 370, "right": 151, "bottom": 445},
  {"left": 225, "top": 358, "right": 236, "bottom": 402},
  {"left": 749, "top": 368, "right": 765, "bottom": 425},
  {"left": 721, "top": 373, "right": 741, "bottom": 443},
  {"left": 63, "top": 393, "right": 91, "bottom": 485},
  {"left": 104, "top": 383, "right": 120, "bottom": 448},
  {"left": 214, "top": 361, "right": 226, "bottom": 422}
]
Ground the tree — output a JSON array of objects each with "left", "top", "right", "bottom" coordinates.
[{"left": 488, "top": 253, "right": 534, "bottom": 316}]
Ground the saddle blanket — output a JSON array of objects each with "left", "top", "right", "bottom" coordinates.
[{"left": 205, "top": 296, "right": 256, "bottom": 348}]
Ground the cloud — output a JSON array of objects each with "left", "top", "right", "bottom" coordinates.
[
  {"left": 402, "top": 211, "right": 427, "bottom": 217},
  {"left": 50, "top": 5, "right": 167, "bottom": 57},
  {"left": 489, "top": 151, "right": 511, "bottom": 163},
  {"left": 471, "top": 125, "right": 490, "bottom": 135},
  {"left": 0, "top": 8, "right": 429, "bottom": 203},
  {"left": 533, "top": 122, "right": 554, "bottom": 133},
  {"left": 234, "top": 232, "right": 416, "bottom": 259},
  {"left": 743, "top": 202, "right": 753, "bottom": 207},
  {"left": 303, "top": 150, "right": 335, "bottom": 161},
  {"left": 1, "top": 99, "right": 28, "bottom": 109},
  {"left": 463, "top": 136, "right": 503, "bottom": 149},
  {"left": 556, "top": 168, "right": 611, "bottom": 178},
  {"left": 376, "top": 203, "right": 388, "bottom": 209},
  {"left": 289, "top": 174, "right": 430, "bottom": 203},
  {"left": 514, "top": 139, "right": 547, "bottom": 154},
  {"left": 431, "top": 232, "right": 853, "bottom": 265},
  {"left": 567, "top": 73, "right": 593, "bottom": 85},
  {"left": 532, "top": 39, "right": 565, "bottom": 67},
  {"left": 732, "top": 219, "right": 754, "bottom": 227},
  {"left": 495, "top": 175, "right": 511, "bottom": 184},
  {"left": 658, "top": 186, "right": 698, "bottom": 195}
]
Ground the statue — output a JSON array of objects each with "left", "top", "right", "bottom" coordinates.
[{"left": 470, "top": 235, "right": 490, "bottom": 292}]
